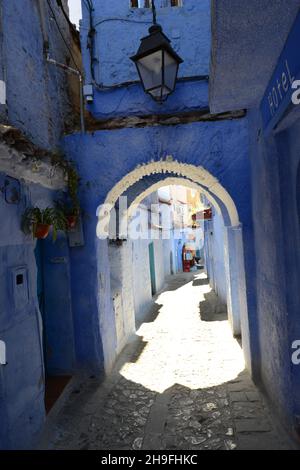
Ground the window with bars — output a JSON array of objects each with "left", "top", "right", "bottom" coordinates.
[{"left": 130, "top": 1, "right": 182, "bottom": 8}]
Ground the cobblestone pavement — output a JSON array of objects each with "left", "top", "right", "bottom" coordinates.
[{"left": 43, "top": 272, "right": 294, "bottom": 450}]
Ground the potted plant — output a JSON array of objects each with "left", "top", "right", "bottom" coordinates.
[
  {"left": 55, "top": 200, "right": 80, "bottom": 230},
  {"left": 21, "top": 207, "right": 67, "bottom": 241}
]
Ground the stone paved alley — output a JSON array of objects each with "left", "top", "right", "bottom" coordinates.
[{"left": 42, "top": 273, "right": 294, "bottom": 451}]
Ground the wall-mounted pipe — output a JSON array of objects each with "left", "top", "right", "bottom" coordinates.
[
  {"left": 46, "top": 54, "right": 85, "bottom": 134},
  {"left": 37, "top": 0, "right": 85, "bottom": 134}
]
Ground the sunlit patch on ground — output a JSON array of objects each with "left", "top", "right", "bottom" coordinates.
[{"left": 120, "top": 273, "right": 245, "bottom": 393}]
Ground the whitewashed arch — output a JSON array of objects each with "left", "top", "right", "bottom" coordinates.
[
  {"left": 127, "top": 177, "right": 223, "bottom": 219},
  {"left": 97, "top": 159, "right": 239, "bottom": 227}
]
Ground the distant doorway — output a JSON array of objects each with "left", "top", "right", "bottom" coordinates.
[{"left": 148, "top": 242, "right": 157, "bottom": 296}]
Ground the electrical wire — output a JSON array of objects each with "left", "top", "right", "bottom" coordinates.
[
  {"left": 44, "top": 1, "right": 85, "bottom": 134},
  {"left": 56, "top": 0, "right": 78, "bottom": 35},
  {"left": 46, "top": 0, "right": 80, "bottom": 72},
  {"left": 82, "top": 2, "right": 208, "bottom": 91},
  {"left": 83, "top": 0, "right": 93, "bottom": 10},
  {"left": 93, "top": 18, "right": 152, "bottom": 28},
  {"left": 152, "top": 0, "right": 157, "bottom": 25},
  {"left": 83, "top": 0, "right": 96, "bottom": 80},
  {"left": 44, "top": 4, "right": 67, "bottom": 141}
]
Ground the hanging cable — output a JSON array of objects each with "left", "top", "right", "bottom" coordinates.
[
  {"left": 152, "top": 0, "right": 157, "bottom": 25},
  {"left": 56, "top": 0, "right": 79, "bottom": 36},
  {"left": 44, "top": 2, "right": 67, "bottom": 142},
  {"left": 46, "top": 0, "right": 80, "bottom": 71},
  {"left": 40, "top": 0, "right": 85, "bottom": 133},
  {"left": 83, "top": 2, "right": 208, "bottom": 92}
]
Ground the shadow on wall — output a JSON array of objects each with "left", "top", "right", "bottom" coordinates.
[
  {"left": 136, "top": 302, "right": 163, "bottom": 329},
  {"left": 198, "top": 282, "right": 228, "bottom": 322}
]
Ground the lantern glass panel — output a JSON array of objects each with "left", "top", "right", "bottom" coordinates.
[
  {"left": 136, "top": 50, "right": 163, "bottom": 92},
  {"left": 163, "top": 50, "right": 179, "bottom": 92}
]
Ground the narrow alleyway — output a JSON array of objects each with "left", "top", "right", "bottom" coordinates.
[{"left": 43, "top": 273, "right": 293, "bottom": 451}]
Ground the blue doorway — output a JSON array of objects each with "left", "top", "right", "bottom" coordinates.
[{"left": 34, "top": 238, "right": 73, "bottom": 414}]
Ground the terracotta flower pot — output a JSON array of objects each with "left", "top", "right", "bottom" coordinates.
[
  {"left": 34, "top": 223, "right": 51, "bottom": 239},
  {"left": 66, "top": 215, "right": 77, "bottom": 229}
]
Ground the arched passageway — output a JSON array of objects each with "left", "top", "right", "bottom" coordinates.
[
  {"left": 47, "top": 186, "right": 289, "bottom": 451},
  {"left": 50, "top": 113, "right": 284, "bottom": 449},
  {"left": 96, "top": 162, "right": 247, "bottom": 374},
  {"left": 63, "top": 119, "right": 257, "bottom": 379}
]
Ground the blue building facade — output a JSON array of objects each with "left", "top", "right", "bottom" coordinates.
[
  {"left": 1, "top": 0, "right": 300, "bottom": 449},
  {"left": 210, "top": 0, "right": 300, "bottom": 440},
  {"left": 0, "top": 0, "right": 79, "bottom": 449},
  {"left": 62, "top": 0, "right": 254, "bottom": 382}
]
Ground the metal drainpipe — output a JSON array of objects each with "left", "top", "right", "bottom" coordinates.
[
  {"left": 46, "top": 54, "right": 85, "bottom": 134},
  {"left": 38, "top": 0, "right": 85, "bottom": 134}
]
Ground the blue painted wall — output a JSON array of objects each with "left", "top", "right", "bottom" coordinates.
[
  {"left": 247, "top": 107, "right": 300, "bottom": 436},
  {"left": 62, "top": 114, "right": 255, "bottom": 375},
  {"left": 0, "top": 0, "right": 78, "bottom": 449},
  {"left": 209, "top": 0, "right": 300, "bottom": 437},
  {"left": 0, "top": 0, "right": 75, "bottom": 149},
  {"left": 0, "top": 174, "right": 74, "bottom": 449},
  {"left": 80, "top": 0, "right": 211, "bottom": 119},
  {"left": 210, "top": 1, "right": 300, "bottom": 438}
]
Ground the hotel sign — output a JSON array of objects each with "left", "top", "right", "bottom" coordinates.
[{"left": 261, "top": 11, "right": 300, "bottom": 134}]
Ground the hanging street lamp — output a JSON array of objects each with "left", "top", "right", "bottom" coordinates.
[{"left": 130, "top": 0, "right": 183, "bottom": 103}]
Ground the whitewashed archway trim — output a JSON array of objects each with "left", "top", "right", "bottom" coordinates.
[{"left": 97, "top": 160, "right": 239, "bottom": 226}]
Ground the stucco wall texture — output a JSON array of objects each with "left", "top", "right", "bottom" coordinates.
[
  {"left": 205, "top": 210, "right": 227, "bottom": 305},
  {"left": 0, "top": 174, "right": 74, "bottom": 449},
  {"left": 210, "top": 0, "right": 300, "bottom": 438},
  {"left": 80, "top": 0, "right": 211, "bottom": 119},
  {"left": 0, "top": 0, "right": 75, "bottom": 149},
  {"left": 62, "top": 112, "right": 254, "bottom": 380},
  {"left": 248, "top": 108, "right": 300, "bottom": 435},
  {"left": 0, "top": 0, "right": 77, "bottom": 449}
]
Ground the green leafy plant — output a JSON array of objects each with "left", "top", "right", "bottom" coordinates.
[
  {"left": 21, "top": 206, "right": 67, "bottom": 241},
  {"left": 55, "top": 199, "right": 80, "bottom": 230},
  {"left": 55, "top": 199, "right": 80, "bottom": 217},
  {"left": 51, "top": 152, "right": 81, "bottom": 211}
]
